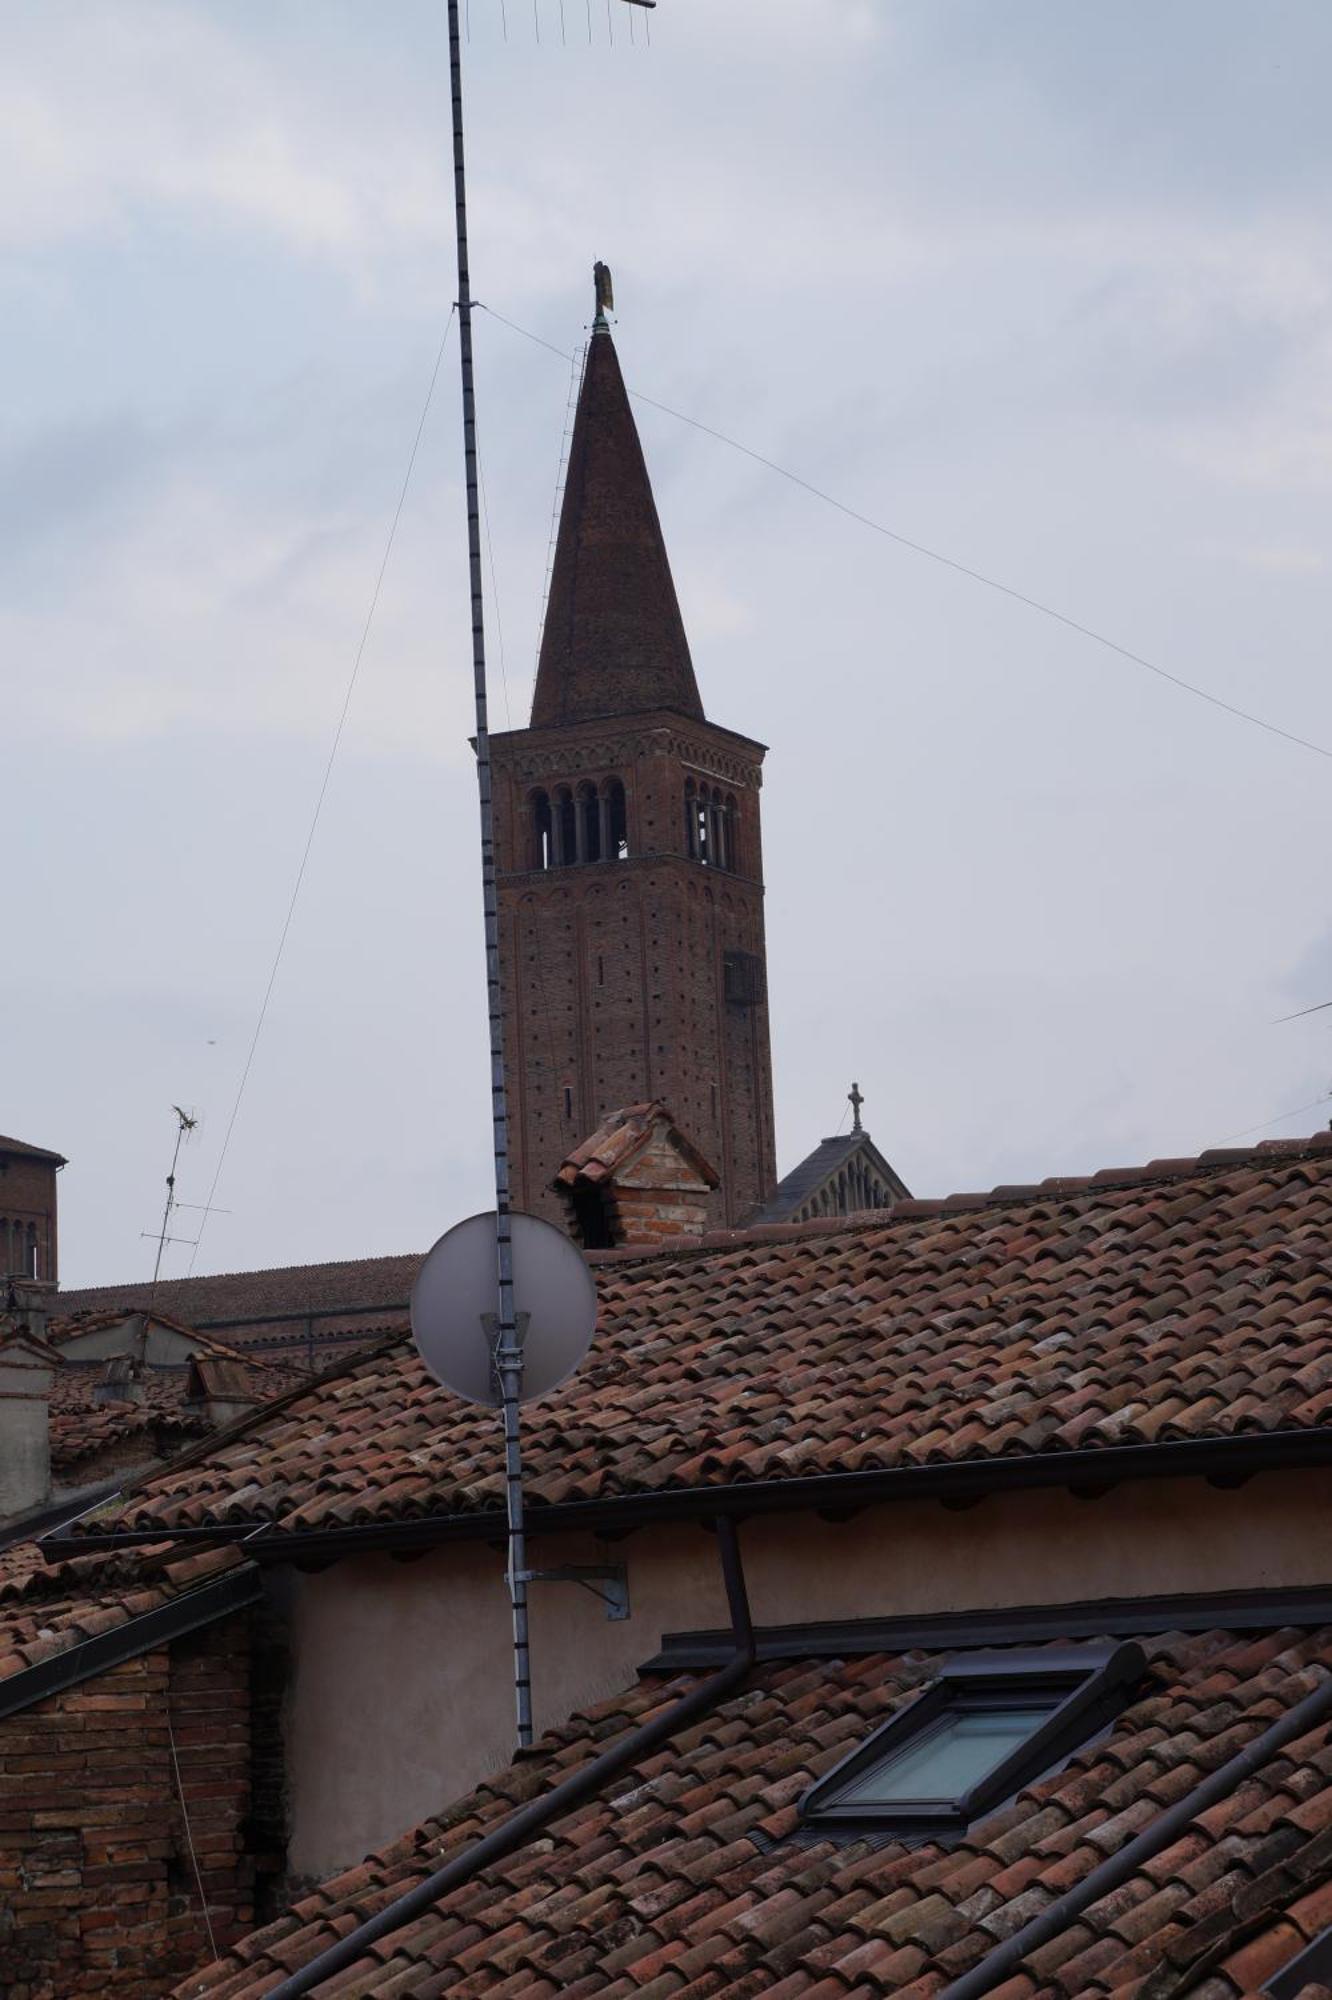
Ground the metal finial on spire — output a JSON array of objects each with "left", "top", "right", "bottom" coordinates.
[
  {"left": 593, "top": 260, "right": 614, "bottom": 327},
  {"left": 848, "top": 1082, "right": 865, "bottom": 1134}
]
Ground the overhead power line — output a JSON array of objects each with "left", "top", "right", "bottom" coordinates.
[
  {"left": 1217, "top": 1091, "right": 1332, "bottom": 1144},
  {"left": 476, "top": 300, "right": 1332, "bottom": 770},
  {"left": 187, "top": 310, "right": 457, "bottom": 1275},
  {"left": 1276, "top": 997, "right": 1332, "bottom": 1024}
]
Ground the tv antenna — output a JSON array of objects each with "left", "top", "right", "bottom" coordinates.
[{"left": 144, "top": 1105, "right": 199, "bottom": 1292}]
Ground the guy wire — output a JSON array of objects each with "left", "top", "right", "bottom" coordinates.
[
  {"left": 474, "top": 300, "right": 1332, "bottom": 770},
  {"left": 477, "top": 449, "right": 514, "bottom": 732},
  {"left": 188, "top": 310, "right": 457, "bottom": 1274},
  {"left": 534, "top": 339, "right": 587, "bottom": 698},
  {"left": 167, "top": 1702, "right": 218, "bottom": 1961}
]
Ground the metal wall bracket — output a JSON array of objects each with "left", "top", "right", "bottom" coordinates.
[{"left": 515, "top": 1564, "right": 630, "bottom": 1621}]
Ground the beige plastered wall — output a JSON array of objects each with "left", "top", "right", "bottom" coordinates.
[{"left": 282, "top": 1465, "right": 1332, "bottom": 1877}]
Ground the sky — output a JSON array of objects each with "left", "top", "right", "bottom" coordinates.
[{"left": 6, "top": 0, "right": 1332, "bottom": 1288}]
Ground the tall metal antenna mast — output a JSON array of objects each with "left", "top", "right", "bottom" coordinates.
[
  {"left": 446, "top": 0, "right": 532, "bottom": 1751},
  {"left": 445, "top": 0, "right": 660, "bottom": 1758}
]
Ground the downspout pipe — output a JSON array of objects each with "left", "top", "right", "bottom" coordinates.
[
  {"left": 258, "top": 1518, "right": 755, "bottom": 2000},
  {"left": 940, "top": 1661, "right": 1332, "bottom": 2000}
]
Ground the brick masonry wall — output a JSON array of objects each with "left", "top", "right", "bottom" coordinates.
[
  {"left": 0, "top": 1615, "right": 257, "bottom": 1998},
  {"left": 608, "top": 1185, "right": 712, "bottom": 1248},
  {"left": 0, "top": 1154, "right": 59, "bottom": 1282},
  {"left": 493, "top": 714, "right": 778, "bottom": 1228}
]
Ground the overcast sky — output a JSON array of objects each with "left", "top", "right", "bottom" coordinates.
[{"left": 7, "top": 0, "right": 1332, "bottom": 1288}]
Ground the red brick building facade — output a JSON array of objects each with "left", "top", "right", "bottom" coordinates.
[
  {"left": 492, "top": 317, "right": 777, "bottom": 1227},
  {"left": 0, "top": 1564, "right": 283, "bottom": 1999},
  {"left": 1, "top": 1135, "right": 64, "bottom": 1284}
]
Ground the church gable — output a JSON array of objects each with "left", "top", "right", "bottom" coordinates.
[{"left": 756, "top": 1131, "right": 909, "bottom": 1225}]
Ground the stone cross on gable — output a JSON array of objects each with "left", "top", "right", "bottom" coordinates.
[{"left": 848, "top": 1082, "right": 864, "bottom": 1134}]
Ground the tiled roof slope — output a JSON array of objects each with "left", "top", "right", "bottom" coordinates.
[
  {"left": 56, "top": 1251, "right": 419, "bottom": 1336},
  {"left": 177, "top": 1622, "right": 1332, "bottom": 1998},
  {"left": 0, "top": 1537, "right": 248, "bottom": 1685},
  {"left": 72, "top": 1134, "right": 1332, "bottom": 1541},
  {"left": 0, "top": 1132, "right": 66, "bottom": 1164},
  {"left": 49, "top": 1370, "right": 214, "bottom": 1470},
  {"left": 41, "top": 1337, "right": 309, "bottom": 1475}
]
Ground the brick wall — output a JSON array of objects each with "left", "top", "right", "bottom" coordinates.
[
  {"left": 493, "top": 712, "right": 778, "bottom": 1228},
  {"left": 0, "top": 1153, "right": 59, "bottom": 1282},
  {"left": 0, "top": 1614, "right": 258, "bottom": 1997}
]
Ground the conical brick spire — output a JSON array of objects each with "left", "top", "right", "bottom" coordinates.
[{"left": 531, "top": 316, "right": 704, "bottom": 729}]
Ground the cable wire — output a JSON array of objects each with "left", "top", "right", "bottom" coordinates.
[
  {"left": 475, "top": 301, "right": 1332, "bottom": 769},
  {"left": 1217, "top": 1091, "right": 1332, "bottom": 1144},
  {"left": 1276, "top": 997, "right": 1332, "bottom": 1024},
  {"left": 167, "top": 1703, "right": 218, "bottom": 1961},
  {"left": 187, "top": 310, "right": 457, "bottom": 1275}
]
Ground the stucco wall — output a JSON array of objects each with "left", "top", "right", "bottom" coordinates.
[
  {"left": 56, "top": 1316, "right": 194, "bottom": 1364},
  {"left": 281, "top": 1466, "right": 1332, "bottom": 1877},
  {"left": 0, "top": 1348, "right": 52, "bottom": 1521}
]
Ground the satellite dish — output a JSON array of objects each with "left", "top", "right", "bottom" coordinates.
[{"left": 411, "top": 1210, "right": 598, "bottom": 1408}]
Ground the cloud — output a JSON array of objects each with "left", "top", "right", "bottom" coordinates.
[
  {"left": 2, "top": 2, "right": 449, "bottom": 268},
  {"left": 1238, "top": 546, "right": 1326, "bottom": 574}
]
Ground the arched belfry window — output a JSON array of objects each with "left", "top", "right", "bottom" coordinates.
[
  {"left": 607, "top": 778, "right": 628, "bottom": 860},
  {"left": 555, "top": 787, "right": 576, "bottom": 867},
  {"left": 531, "top": 790, "right": 553, "bottom": 870},
  {"left": 532, "top": 777, "right": 629, "bottom": 869},
  {"left": 576, "top": 781, "right": 600, "bottom": 863},
  {"left": 724, "top": 793, "right": 739, "bottom": 874},
  {"left": 685, "top": 779, "right": 734, "bottom": 871}
]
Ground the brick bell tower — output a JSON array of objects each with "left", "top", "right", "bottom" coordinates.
[{"left": 491, "top": 282, "right": 777, "bottom": 1228}]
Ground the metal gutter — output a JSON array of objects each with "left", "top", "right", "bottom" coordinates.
[
  {"left": 191, "top": 1304, "right": 409, "bottom": 1331},
  {"left": 45, "top": 1423, "right": 1332, "bottom": 1560},
  {"left": 642, "top": 1582, "right": 1332, "bottom": 1672},
  {"left": 0, "top": 1479, "right": 123, "bottom": 1554},
  {"left": 253, "top": 1519, "right": 756, "bottom": 2000},
  {"left": 0, "top": 1563, "right": 262, "bottom": 1723},
  {"left": 938, "top": 1658, "right": 1332, "bottom": 2000}
]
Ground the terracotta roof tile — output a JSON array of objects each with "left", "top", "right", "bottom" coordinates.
[
  {"left": 0, "top": 1534, "right": 248, "bottom": 1684},
  {"left": 175, "top": 1622, "right": 1332, "bottom": 1998},
  {"left": 72, "top": 1136, "right": 1332, "bottom": 1544}
]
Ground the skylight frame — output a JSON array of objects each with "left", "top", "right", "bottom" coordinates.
[{"left": 799, "top": 1641, "right": 1144, "bottom": 1840}]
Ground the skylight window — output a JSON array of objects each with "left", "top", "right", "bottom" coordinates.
[{"left": 801, "top": 1641, "right": 1144, "bottom": 1840}]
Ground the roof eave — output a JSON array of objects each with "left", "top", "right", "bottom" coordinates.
[
  {"left": 43, "top": 1422, "right": 1332, "bottom": 1562},
  {"left": 0, "top": 1563, "right": 261, "bottom": 1722}
]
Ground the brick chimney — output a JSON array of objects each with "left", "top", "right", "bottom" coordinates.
[
  {"left": 552, "top": 1104, "right": 719, "bottom": 1251},
  {"left": 0, "top": 1325, "right": 56, "bottom": 1524}
]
